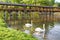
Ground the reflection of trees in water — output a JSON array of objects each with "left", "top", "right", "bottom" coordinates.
[
  {"left": 2, "top": 11, "right": 55, "bottom": 39},
  {"left": 2, "top": 10, "right": 57, "bottom": 40},
  {"left": 3, "top": 11, "right": 55, "bottom": 31}
]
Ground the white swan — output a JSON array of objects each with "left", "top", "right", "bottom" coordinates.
[
  {"left": 33, "top": 24, "right": 45, "bottom": 38},
  {"left": 24, "top": 23, "right": 32, "bottom": 34},
  {"left": 25, "top": 23, "right": 32, "bottom": 27}
]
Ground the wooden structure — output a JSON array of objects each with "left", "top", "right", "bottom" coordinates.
[
  {"left": 0, "top": 3, "right": 60, "bottom": 12},
  {"left": 0, "top": 3, "right": 59, "bottom": 29}
]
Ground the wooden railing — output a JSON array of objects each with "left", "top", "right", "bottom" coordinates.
[{"left": 0, "top": 2, "right": 60, "bottom": 12}]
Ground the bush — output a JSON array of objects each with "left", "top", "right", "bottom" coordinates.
[
  {"left": 0, "top": 18, "right": 7, "bottom": 27},
  {"left": 0, "top": 27, "right": 37, "bottom": 40}
]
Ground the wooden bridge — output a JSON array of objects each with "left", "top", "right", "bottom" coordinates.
[
  {"left": 0, "top": 3, "right": 59, "bottom": 29},
  {"left": 0, "top": 3, "right": 60, "bottom": 12}
]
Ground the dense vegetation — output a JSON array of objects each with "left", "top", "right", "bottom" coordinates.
[
  {"left": 0, "top": 18, "right": 7, "bottom": 27},
  {"left": 0, "top": 17, "right": 37, "bottom": 40},
  {"left": 0, "top": 0, "right": 55, "bottom": 6},
  {"left": 0, "top": 27, "right": 37, "bottom": 40}
]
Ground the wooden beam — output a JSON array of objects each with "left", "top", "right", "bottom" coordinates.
[{"left": 0, "top": 2, "right": 60, "bottom": 12}]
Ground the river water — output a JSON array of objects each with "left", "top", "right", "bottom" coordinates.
[
  {"left": 5, "top": 12, "right": 60, "bottom": 40},
  {"left": 46, "top": 23, "right": 60, "bottom": 40}
]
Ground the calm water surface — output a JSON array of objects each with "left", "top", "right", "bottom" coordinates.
[{"left": 47, "top": 23, "right": 60, "bottom": 40}]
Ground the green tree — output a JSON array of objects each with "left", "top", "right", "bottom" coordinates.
[
  {"left": 0, "top": 0, "right": 55, "bottom": 6},
  {"left": 56, "top": 2, "right": 60, "bottom": 7},
  {"left": 48, "top": 0, "right": 55, "bottom": 6}
]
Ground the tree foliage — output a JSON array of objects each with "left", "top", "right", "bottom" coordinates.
[
  {"left": 56, "top": 2, "right": 60, "bottom": 7},
  {"left": 0, "top": 0, "right": 55, "bottom": 6},
  {"left": 48, "top": 0, "right": 55, "bottom": 6}
]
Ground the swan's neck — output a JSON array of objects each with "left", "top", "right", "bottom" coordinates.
[{"left": 43, "top": 24, "right": 45, "bottom": 31}]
